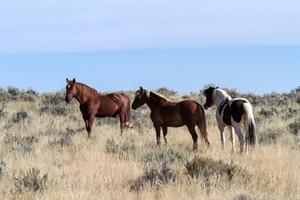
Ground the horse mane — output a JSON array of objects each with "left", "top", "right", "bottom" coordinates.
[
  {"left": 150, "top": 91, "right": 172, "bottom": 102},
  {"left": 76, "top": 82, "right": 99, "bottom": 96},
  {"left": 216, "top": 89, "right": 232, "bottom": 100}
]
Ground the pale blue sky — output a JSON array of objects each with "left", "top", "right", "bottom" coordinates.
[{"left": 0, "top": 0, "right": 299, "bottom": 94}]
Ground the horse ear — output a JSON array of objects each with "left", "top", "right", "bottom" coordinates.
[
  {"left": 72, "top": 78, "right": 76, "bottom": 83},
  {"left": 216, "top": 86, "right": 219, "bottom": 89},
  {"left": 139, "top": 86, "right": 144, "bottom": 91},
  {"left": 66, "top": 78, "right": 69, "bottom": 83}
]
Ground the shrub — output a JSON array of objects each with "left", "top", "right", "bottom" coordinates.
[
  {"left": 53, "top": 134, "right": 72, "bottom": 148},
  {"left": 259, "top": 129, "right": 282, "bottom": 144},
  {"left": 52, "top": 105, "right": 67, "bottom": 116},
  {"left": 156, "top": 87, "right": 178, "bottom": 97},
  {"left": 48, "top": 128, "right": 83, "bottom": 148},
  {"left": 49, "top": 131, "right": 73, "bottom": 148},
  {"left": 142, "top": 145, "right": 187, "bottom": 164},
  {"left": 14, "top": 168, "right": 48, "bottom": 193},
  {"left": 233, "top": 193, "right": 253, "bottom": 200},
  {"left": 20, "top": 94, "right": 36, "bottom": 102},
  {"left": 0, "top": 160, "right": 6, "bottom": 178},
  {"left": 12, "top": 111, "right": 30, "bottom": 123},
  {"left": 289, "top": 119, "right": 300, "bottom": 136},
  {"left": 105, "top": 139, "right": 136, "bottom": 157},
  {"left": 8, "top": 87, "right": 20, "bottom": 97},
  {"left": 283, "top": 107, "right": 298, "bottom": 120},
  {"left": 297, "top": 96, "right": 300, "bottom": 105},
  {"left": 40, "top": 105, "right": 67, "bottom": 116},
  {"left": 130, "top": 161, "right": 177, "bottom": 191},
  {"left": 3, "top": 134, "right": 38, "bottom": 154},
  {"left": 0, "top": 103, "right": 7, "bottom": 118},
  {"left": 42, "top": 92, "right": 65, "bottom": 105},
  {"left": 184, "top": 157, "right": 251, "bottom": 183},
  {"left": 259, "top": 107, "right": 278, "bottom": 118},
  {"left": 26, "top": 89, "right": 38, "bottom": 96}
]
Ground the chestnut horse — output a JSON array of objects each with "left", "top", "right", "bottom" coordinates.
[
  {"left": 132, "top": 87, "right": 210, "bottom": 150},
  {"left": 65, "top": 78, "right": 132, "bottom": 137}
]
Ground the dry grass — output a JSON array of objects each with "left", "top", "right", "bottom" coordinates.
[{"left": 0, "top": 88, "right": 299, "bottom": 200}]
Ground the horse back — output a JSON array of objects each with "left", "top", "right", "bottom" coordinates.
[
  {"left": 105, "top": 93, "right": 130, "bottom": 105},
  {"left": 95, "top": 93, "right": 129, "bottom": 116}
]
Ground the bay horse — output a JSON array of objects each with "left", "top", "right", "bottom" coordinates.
[
  {"left": 65, "top": 78, "right": 132, "bottom": 137},
  {"left": 203, "top": 87, "right": 256, "bottom": 153},
  {"left": 132, "top": 87, "right": 210, "bottom": 150}
]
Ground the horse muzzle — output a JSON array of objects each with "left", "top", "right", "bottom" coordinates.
[
  {"left": 204, "top": 104, "right": 209, "bottom": 110},
  {"left": 65, "top": 97, "right": 71, "bottom": 103},
  {"left": 131, "top": 105, "right": 137, "bottom": 110}
]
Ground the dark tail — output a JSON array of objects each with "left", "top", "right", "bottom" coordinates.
[
  {"left": 248, "top": 120, "right": 256, "bottom": 145},
  {"left": 197, "top": 104, "right": 210, "bottom": 146}
]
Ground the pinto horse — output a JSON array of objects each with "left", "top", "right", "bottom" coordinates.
[
  {"left": 132, "top": 87, "right": 209, "bottom": 150},
  {"left": 65, "top": 78, "right": 132, "bottom": 137},
  {"left": 203, "top": 87, "right": 256, "bottom": 153}
]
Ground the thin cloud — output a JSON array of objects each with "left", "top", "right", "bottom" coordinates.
[{"left": 0, "top": 0, "right": 300, "bottom": 54}]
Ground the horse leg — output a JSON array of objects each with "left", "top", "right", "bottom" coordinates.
[
  {"left": 124, "top": 112, "right": 132, "bottom": 128},
  {"left": 86, "top": 116, "right": 95, "bottom": 138},
  {"left": 243, "top": 121, "right": 249, "bottom": 154},
  {"left": 229, "top": 126, "right": 236, "bottom": 153},
  {"left": 162, "top": 125, "right": 168, "bottom": 144},
  {"left": 232, "top": 122, "right": 245, "bottom": 154},
  {"left": 154, "top": 124, "right": 161, "bottom": 146},
  {"left": 197, "top": 120, "right": 210, "bottom": 147},
  {"left": 218, "top": 123, "right": 226, "bottom": 150},
  {"left": 187, "top": 125, "right": 198, "bottom": 150},
  {"left": 119, "top": 113, "right": 126, "bottom": 136}
]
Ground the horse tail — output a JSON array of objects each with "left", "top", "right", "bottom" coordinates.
[
  {"left": 197, "top": 103, "right": 210, "bottom": 146},
  {"left": 243, "top": 102, "right": 256, "bottom": 145}
]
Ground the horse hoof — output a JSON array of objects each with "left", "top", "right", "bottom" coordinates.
[{"left": 193, "top": 144, "right": 198, "bottom": 150}]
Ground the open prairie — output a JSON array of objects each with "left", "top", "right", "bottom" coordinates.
[{"left": 0, "top": 87, "right": 299, "bottom": 200}]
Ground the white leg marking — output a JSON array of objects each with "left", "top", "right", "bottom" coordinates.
[
  {"left": 229, "top": 126, "right": 236, "bottom": 153},
  {"left": 232, "top": 121, "right": 245, "bottom": 153}
]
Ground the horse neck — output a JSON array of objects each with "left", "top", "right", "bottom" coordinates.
[
  {"left": 146, "top": 93, "right": 163, "bottom": 111},
  {"left": 75, "top": 84, "right": 96, "bottom": 104},
  {"left": 214, "top": 90, "right": 232, "bottom": 107}
]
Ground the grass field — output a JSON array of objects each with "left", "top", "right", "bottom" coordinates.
[{"left": 0, "top": 87, "right": 299, "bottom": 200}]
